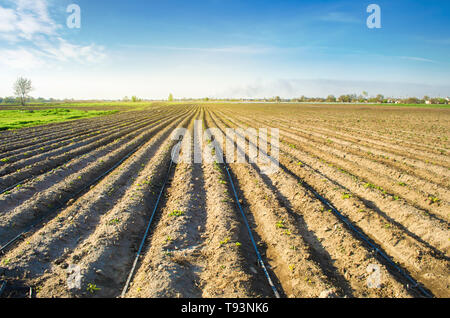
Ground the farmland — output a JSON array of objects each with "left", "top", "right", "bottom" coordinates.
[
  {"left": 0, "top": 102, "right": 448, "bottom": 298},
  {"left": 0, "top": 109, "right": 118, "bottom": 131}
]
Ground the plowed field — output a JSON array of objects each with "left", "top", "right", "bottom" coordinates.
[{"left": 0, "top": 103, "right": 448, "bottom": 298}]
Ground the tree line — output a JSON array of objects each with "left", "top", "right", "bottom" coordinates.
[{"left": 2, "top": 78, "right": 448, "bottom": 105}]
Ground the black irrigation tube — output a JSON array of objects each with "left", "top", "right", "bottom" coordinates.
[
  {"left": 0, "top": 179, "right": 30, "bottom": 196},
  {"left": 0, "top": 134, "right": 158, "bottom": 255},
  {"left": 302, "top": 183, "right": 434, "bottom": 298},
  {"left": 120, "top": 141, "right": 180, "bottom": 297},
  {"left": 204, "top": 113, "right": 280, "bottom": 298},
  {"left": 0, "top": 281, "right": 6, "bottom": 297},
  {"left": 223, "top": 163, "right": 281, "bottom": 298},
  {"left": 215, "top": 110, "right": 434, "bottom": 299}
]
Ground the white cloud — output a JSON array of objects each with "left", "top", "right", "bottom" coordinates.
[
  {"left": 0, "top": 7, "right": 17, "bottom": 33},
  {"left": 0, "top": 0, "right": 58, "bottom": 41},
  {"left": 38, "top": 38, "right": 107, "bottom": 64},
  {"left": 0, "top": 48, "right": 46, "bottom": 69},
  {"left": 0, "top": 0, "right": 106, "bottom": 69}
]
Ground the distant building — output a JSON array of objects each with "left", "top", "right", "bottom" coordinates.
[{"left": 425, "top": 100, "right": 432, "bottom": 104}]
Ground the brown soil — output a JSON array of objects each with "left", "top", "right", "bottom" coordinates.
[{"left": 1, "top": 103, "right": 448, "bottom": 298}]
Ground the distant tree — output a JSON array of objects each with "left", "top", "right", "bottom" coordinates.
[
  {"left": 338, "top": 95, "right": 350, "bottom": 103},
  {"left": 168, "top": 93, "right": 174, "bottom": 102},
  {"left": 404, "top": 97, "right": 421, "bottom": 104},
  {"left": 275, "top": 96, "right": 281, "bottom": 103},
  {"left": 123, "top": 96, "right": 130, "bottom": 102},
  {"left": 131, "top": 96, "right": 138, "bottom": 102},
  {"left": 326, "top": 95, "right": 336, "bottom": 102},
  {"left": 376, "top": 94, "right": 384, "bottom": 103},
  {"left": 14, "top": 77, "right": 33, "bottom": 106}
]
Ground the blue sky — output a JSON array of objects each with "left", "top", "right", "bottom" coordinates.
[{"left": 0, "top": 0, "right": 449, "bottom": 99}]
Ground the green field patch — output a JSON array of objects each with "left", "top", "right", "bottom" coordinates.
[{"left": 0, "top": 108, "right": 118, "bottom": 130}]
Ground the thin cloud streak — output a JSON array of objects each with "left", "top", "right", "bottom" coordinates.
[
  {"left": 120, "top": 44, "right": 277, "bottom": 55},
  {"left": 399, "top": 56, "right": 437, "bottom": 63}
]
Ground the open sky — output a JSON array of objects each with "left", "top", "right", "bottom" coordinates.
[{"left": 0, "top": 0, "right": 449, "bottom": 99}]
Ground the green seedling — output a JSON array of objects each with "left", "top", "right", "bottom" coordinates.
[
  {"left": 276, "top": 220, "right": 285, "bottom": 229},
  {"left": 428, "top": 196, "right": 440, "bottom": 204},
  {"left": 220, "top": 237, "right": 231, "bottom": 245},
  {"left": 169, "top": 210, "right": 185, "bottom": 217},
  {"left": 108, "top": 218, "right": 121, "bottom": 225},
  {"left": 86, "top": 283, "right": 100, "bottom": 294},
  {"left": 342, "top": 193, "right": 352, "bottom": 199},
  {"left": 235, "top": 242, "right": 242, "bottom": 247}
]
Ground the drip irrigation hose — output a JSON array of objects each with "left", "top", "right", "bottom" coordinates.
[
  {"left": 303, "top": 184, "right": 433, "bottom": 298},
  {"left": 120, "top": 142, "right": 180, "bottom": 297},
  {"left": 0, "top": 139, "right": 151, "bottom": 254},
  {"left": 206, "top": 123, "right": 280, "bottom": 298},
  {"left": 211, "top": 110, "right": 432, "bottom": 298},
  {"left": 223, "top": 163, "right": 281, "bottom": 298},
  {"left": 0, "top": 281, "right": 6, "bottom": 297}
]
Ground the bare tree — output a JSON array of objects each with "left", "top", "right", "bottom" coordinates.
[{"left": 13, "top": 77, "right": 33, "bottom": 106}]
